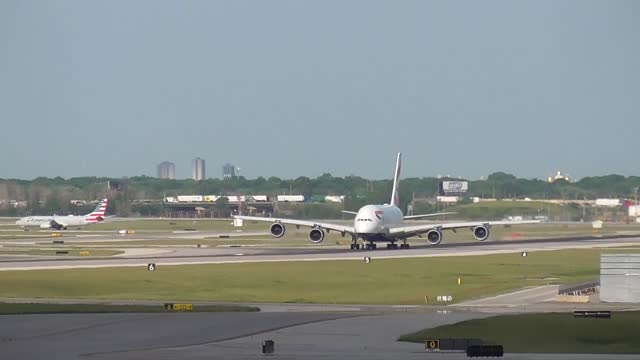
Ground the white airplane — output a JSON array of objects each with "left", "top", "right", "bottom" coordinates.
[
  {"left": 16, "top": 198, "right": 109, "bottom": 230},
  {"left": 235, "top": 154, "right": 540, "bottom": 250}
]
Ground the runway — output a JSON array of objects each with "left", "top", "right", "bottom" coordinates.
[{"left": 1, "top": 235, "right": 639, "bottom": 271}]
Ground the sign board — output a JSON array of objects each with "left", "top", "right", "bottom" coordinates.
[
  {"left": 439, "top": 181, "right": 468, "bottom": 195},
  {"left": 164, "top": 303, "right": 193, "bottom": 311},
  {"left": 425, "top": 339, "right": 440, "bottom": 351},
  {"left": 574, "top": 310, "right": 611, "bottom": 318},
  {"left": 262, "top": 340, "right": 275, "bottom": 354},
  {"left": 364, "top": 256, "right": 371, "bottom": 264},
  {"left": 148, "top": 263, "right": 156, "bottom": 271}
]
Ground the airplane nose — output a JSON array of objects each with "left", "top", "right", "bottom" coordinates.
[{"left": 355, "top": 221, "right": 378, "bottom": 234}]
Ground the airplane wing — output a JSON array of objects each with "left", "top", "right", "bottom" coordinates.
[
  {"left": 235, "top": 215, "right": 355, "bottom": 235},
  {"left": 389, "top": 220, "right": 541, "bottom": 238},
  {"left": 341, "top": 210, "right": 358, "bottom": 215},
  {"left": 403, "top": 212, "right": 457, "bottom": 220}
]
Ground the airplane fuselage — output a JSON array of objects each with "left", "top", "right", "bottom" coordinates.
[
  {"left": 16, "top": 216, "right": 95, "bottom": 229},
  {"left": 353, "top": 204, "right": 404, "bottom": 241},
  {"left": 16, "top": 198, "right": 109, "bottom": 230}
]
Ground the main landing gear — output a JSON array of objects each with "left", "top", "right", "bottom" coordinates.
[
  {"left": 385, "top": 243, "right": 410, "bottom": 249},
  {"left": 350, "top": 235, "right": 360, "bottom": 250},
  {"left": 349, "top": 238, "right": 410, "bottom": 251}
]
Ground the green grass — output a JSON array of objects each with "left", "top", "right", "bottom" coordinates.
[
  {"left": 0, "top": 302, "right": 258, "bottom": 315},
  {"left": 399, "top": 312, "right": 640, "bottom": 354},
  {"left": 0, "top": 248, "right": 627, "bottom": 304}
]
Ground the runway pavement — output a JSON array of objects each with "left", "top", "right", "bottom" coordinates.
[
  {"left": 2, "top": 311, "right": 638, "bottom": 360},
  {"left": 0, "top": 236, "right": 639, "bottom": 271},
  {"left": 0, "top": 312, "right": 354, "bottom": 360}
]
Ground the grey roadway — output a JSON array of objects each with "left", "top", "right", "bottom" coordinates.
[
  {"left": 2, "top": 311, "right": 638, "bottom": 360},
  {"left": 0, "top": 312, "right": 352, "bottom": 360},
  {"left": 1, "top": 236, "right": 640, "bottom": 270}
]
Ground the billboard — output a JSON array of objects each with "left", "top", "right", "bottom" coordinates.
[{"left": 439, "top": 181, "right": 468, "bottom": 195}]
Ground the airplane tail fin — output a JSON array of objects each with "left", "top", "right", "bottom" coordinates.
[
  {"left": 390, "top": 153, "right": 401, "bottom": 207},
  {"left": 85, "top": 198, "right": 108, "bottom": 222}
]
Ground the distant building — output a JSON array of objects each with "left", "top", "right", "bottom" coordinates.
[
  {"left": 223, "top": 163, "right": 236, "bottom": 179},
  {"left": 548, "top": 170, "right": 571, "bottom": 183},
  {"left": 192, "top": 157, "right": 205, "bottom": 181},
  {"left": 157, "top": 161, "right": 176, "bottom": 180}
]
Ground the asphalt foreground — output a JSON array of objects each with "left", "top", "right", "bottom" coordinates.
[{"left": 2, "top": 310, "right": 639, "bottom": 360}]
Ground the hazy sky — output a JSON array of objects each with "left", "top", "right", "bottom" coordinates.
[{"left": 1, "top": 1, "right": 638, "bottom": 180}]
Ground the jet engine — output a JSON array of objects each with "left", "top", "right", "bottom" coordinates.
[
  {"left": 426, "top": 229, "right": 442, "bottom": 245},
  {"left": 308, "top": 228, "right": 325, "bottom": 243},
  {"left": 473, "top": 225, "right": 490, "bottom": 241},
  {"left": 270, "top": 223, "right": 286, "bottom": 238}
]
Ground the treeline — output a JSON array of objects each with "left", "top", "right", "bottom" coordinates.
[{"left": 0, "top": 172, "right": 639, "bottom": 217}]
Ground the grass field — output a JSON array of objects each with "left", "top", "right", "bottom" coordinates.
[
  {"left": 399, "top": 312, "right": 640, "bottom": 354},
  {"left": 0, "top": 302, "right": 258, "bottom": 314},
  {"left": 0, "top": 248, "right": 629, "bottom": 304}
]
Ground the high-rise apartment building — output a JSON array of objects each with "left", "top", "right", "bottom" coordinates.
[
  {"left": 222, "top": 163, "right": 235, "bottom": 179},
  {"left": 157, "top": 161, "right": 176, "bottom": 180},
  {"left": 192, "top": 157, "right": 205, "bottom": 181}
]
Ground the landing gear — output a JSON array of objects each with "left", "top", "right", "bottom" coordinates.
[
  {"left": 350, "top": 236, "right": 361, "bottom": 251},
  {"left": 365, "top": 243, "right": 377, "bottom": 250},
  {"left": 386, "top": 243, "right": 399, "bottom": 249},
  {"left": 400, "top": 243, "right": 410, "bottom": 249}
]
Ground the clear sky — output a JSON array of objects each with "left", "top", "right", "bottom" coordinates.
[{"left": 1, "top": 1, "right": 638, "bottom": 180}]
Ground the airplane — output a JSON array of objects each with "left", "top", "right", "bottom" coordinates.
[
  {"left": 16, "top": 198, "right": 109, "bottom": 230},
  {"left": 235, "top": 154, "right": 540, "bottom": 250}
]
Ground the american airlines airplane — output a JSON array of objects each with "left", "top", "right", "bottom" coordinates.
[
  {"left": 16, "top": 198, "right": 109, "bottom": 230},
  {"left": 235, "top": 154, "right": 539, "bottom": 250}
]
